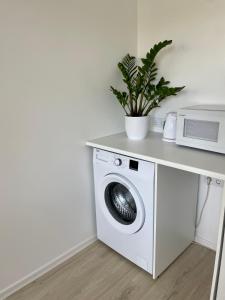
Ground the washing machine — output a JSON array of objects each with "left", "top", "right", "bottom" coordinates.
[{"left": 93, "top": 148, "right": 155, "bottom": 274}]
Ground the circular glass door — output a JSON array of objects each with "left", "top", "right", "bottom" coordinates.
[
  {"left": 101, "top": 174, "right": 145, "bottom": 234},
  {"left": 105, "top": 182, "right": 137, "bottom": 225}
]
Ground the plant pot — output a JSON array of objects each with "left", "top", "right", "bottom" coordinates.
[{"left": 125, "top": 116, "right": 149, "bottom": 140}]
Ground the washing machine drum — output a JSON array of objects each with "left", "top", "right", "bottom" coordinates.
[
  {"left": 102, "top": 174, "right": 145, "bottom": 234},
  {"left": 105, "top": 182, "right": 137, "bottom": 224}
]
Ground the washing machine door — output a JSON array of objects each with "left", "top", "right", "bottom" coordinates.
[{"left": 101, "top": 173, "right": 145, "bottom": 234}]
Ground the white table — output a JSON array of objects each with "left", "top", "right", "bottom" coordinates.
[{"left": 87, "top": 131, "right": 225, "bottom": 299}]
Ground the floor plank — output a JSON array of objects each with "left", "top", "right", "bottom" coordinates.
[{"left": 6, "top": 242, "right": 215, "bottom": 300}]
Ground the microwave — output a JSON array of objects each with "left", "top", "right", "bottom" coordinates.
[{"left": 176, "top": 105, "right": 225, "bottom": 154}]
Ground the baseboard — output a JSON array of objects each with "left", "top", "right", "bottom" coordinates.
[
  {"left": 0, "top": 235, "right": 96, "bottom": 300},
  {"left": 195, "top": 235, "right": 217, "bottom": 251}
]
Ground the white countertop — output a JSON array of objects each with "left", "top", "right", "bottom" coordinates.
[{"left": 87, "top": 132, "right": 225, "bottom": 180}]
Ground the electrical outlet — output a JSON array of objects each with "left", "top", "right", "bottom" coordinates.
[
  {"left": 214, "top": 179, "right": 224, "bottom": 187},
  {"left": 150, "top": 117, "right": 165, "bottom": 132},
  {"left": 204, "top": 176, "right": 224, "bottom": 187}
]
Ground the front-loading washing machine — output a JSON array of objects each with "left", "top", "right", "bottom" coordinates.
[{"left": 93, "top": 148, "right": 155, "bottom": 274}]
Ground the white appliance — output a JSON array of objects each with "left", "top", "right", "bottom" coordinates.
[
  {"left": 163, "top": 112, "right": 177, "bottom": 142},
  {"left": 93, "top": 148, "right": 155, "bottom": 274},
  {"left": 176, "top": 105, "right": 225, "bottom": 154}
]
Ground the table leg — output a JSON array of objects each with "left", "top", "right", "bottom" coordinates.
[{"left": 210, "top": 185, "right": 225, "bottom": 300}]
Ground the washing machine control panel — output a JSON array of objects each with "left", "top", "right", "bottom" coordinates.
[{"left": 95, "top": 149, "right": 139, "bottom": 171}]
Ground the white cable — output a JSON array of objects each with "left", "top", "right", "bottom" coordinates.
[{"left": 195, "top": 176, "right": 212, "bottom": 228}]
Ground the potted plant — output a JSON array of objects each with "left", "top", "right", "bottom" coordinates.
[{"left": 110, "top": 40, "right": 185, "bottom": 140}]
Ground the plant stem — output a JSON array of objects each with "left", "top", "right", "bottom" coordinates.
[
  {"left": 140, "top": 100, "right": 150, "bottom": 115},
  {"left": 135, "top": 97, "right": 138, "bottom": 114},
  {"left": 144, "top": 98, "right": 160, "bottom": 116},
  {"left": 123, "top": 105, "right": 129, "bottom": 116},
  {"left": 137, "top": 75, "right": 151, "bottom": 115},
  {"left": 129, "top": 94, "right": 134, "bottom": 115},
  {"left": 137, "top": 92, "right": 144, "bottom": 115}
]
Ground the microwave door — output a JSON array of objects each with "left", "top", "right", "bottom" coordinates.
[
  {"left": 183, "top": 119, "right": 219, "bottom": 142},
  {"left": 176, "top": 114, "right": 225, "bottom": 154}
]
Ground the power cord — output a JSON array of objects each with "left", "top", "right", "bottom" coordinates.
[{"left": 195, "top": 176, "right": 212, "bottom": 228}]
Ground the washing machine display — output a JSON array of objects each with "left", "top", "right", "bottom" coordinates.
[{"left": 105, "top": 182, "right": 137, "bottom": 225}]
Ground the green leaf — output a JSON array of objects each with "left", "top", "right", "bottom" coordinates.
[{"left": 110, "top": 86, "right": 128, "bottom": 108}]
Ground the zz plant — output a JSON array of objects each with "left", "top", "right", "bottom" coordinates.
[{"left": 110, "top": 40, "right": 185, "bottom": 117}]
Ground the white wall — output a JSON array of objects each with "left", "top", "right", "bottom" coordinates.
[
  {"left": 0, "top": 0, "right": 137, "bottom": 296},
  {"left": 195, "top": 177, "right": 223, "bottom": 250},
  {"left": 138, "top": 0, "right": 224, "bottom": 249}
]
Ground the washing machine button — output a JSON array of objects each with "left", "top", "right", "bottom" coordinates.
[{"left": 114, "top": 158, "right": 122, "bottom": 166}]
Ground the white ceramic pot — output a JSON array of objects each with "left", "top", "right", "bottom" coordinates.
[{"left": 125, "top": 116, "right": 149, "bottom": 140}]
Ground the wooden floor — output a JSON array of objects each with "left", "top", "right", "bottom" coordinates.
[{"left": 7, "top": 241, "right": 215, "bottom": 300}]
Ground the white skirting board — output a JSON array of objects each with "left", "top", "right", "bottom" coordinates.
[
  {"left": 0, "top": 236, "right": 96, "bottom": 300},
  {"left": 195, "top": 234, "right": 217, "bottom": 251}
]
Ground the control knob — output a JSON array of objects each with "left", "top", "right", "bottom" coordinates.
[{"left": 114, "top": 158, "right": 122, "bottom": 166}]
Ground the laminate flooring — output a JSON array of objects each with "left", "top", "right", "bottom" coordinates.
[{"left": 6, "top": 241, "right": 215, "bottom": 300}]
